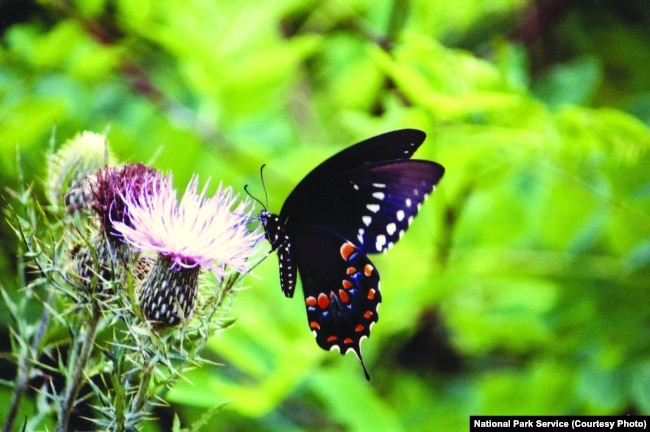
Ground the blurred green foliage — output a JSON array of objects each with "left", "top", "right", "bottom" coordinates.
[{"left": 1, "top": 0, "right": 650, "bottom": 431}]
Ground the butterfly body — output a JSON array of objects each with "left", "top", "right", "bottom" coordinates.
[{"left": 260, "top": 129, "right": 444, "bottom": 380}]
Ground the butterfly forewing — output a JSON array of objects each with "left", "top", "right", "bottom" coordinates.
[
  {"left": 293, "top": 129, "right": 426, "bottom": 182},
  {"left": 337, "top": 160, "right": 444, "bottom": 253}
]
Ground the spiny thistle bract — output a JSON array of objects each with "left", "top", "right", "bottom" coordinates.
[
  {"left": 71, "top": 234, "right": 119, "bottom": 295},
  {"left": 138, "top": 255, "right": 200, "bottom": 326}
]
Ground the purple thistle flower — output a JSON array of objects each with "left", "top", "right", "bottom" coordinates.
[
  {"left": 113, "top": 174, "right": 261, "bottom": 279},
  {"left": 92, "top": 163, "right": 162, "bottom": 242},
  {"left": 71, "top": 164, "right": 162, "bottom": 295}
]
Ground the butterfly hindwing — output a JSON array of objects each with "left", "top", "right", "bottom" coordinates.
[{"left": 292, "top": 228, "right": 380, "bottom": 380}]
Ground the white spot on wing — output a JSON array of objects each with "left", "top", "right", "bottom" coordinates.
[
  {"left": 366, "top": 204, "right": 380, "bottom": 213},
  {"left": 386, "top": 222, "right": 396, "bottom": 235},
  {"left": 396, "top": 210, "right": 405, "bottom": 221},
  {"left": 375, "top": 234, "right": 387, "bottom": 251},
  {"left": 362, "top": 216, "right": 372, "bottom": 226},
  {"left": 372, "top": 192, "right": 385, "bottom": 200}
]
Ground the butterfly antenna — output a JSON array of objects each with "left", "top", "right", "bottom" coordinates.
[
  {"left": 244, "top": 184, "right": 265, "bottom": 210},
  {"left": 244, "top": 164, "right": 269, "bottom": 210},
  {"left": 259, "top": 163, "right": 269, "bottom": 209}
]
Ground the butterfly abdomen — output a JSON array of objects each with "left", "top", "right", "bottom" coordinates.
[{"left": 260, "top": 211, "right": 298, "bottom": 298}]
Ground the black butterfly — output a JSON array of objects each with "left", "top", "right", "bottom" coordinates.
[{"left": 259, "top": 129, "right": 445, "bottom": 380}]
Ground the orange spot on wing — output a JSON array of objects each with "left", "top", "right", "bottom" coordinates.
[
  {"left": 343, "top": 337, "right": 353, "bottom": 345},
  {"left": 327, "top": 335, "right": 338, "bottom": 343},
  {"left": 317, "top": 293, "right": 330, "bottom": 310},
  {"left": 363, "top": 310, "right": 374, "bottom": 319},
  {"left": 364, "top": 264, "right": 374, "bottom": 277},
  {"left": 346, "top": 266, "right": 356, "bottom": 275},
  {"left": 306, "top": 296, "right": 317, "bottom": 307},
  {"left": 338, "top": 289, "right": 349, "bottom": 303},
  {"left": 340, "top": 242, "right": 356, "bottom": 261},
  {"left": 355, "top": 324, "right": 365, "bottom": 333},
  {"left": 342, "top": 279, "right": 353, "bottom": 289},
  {"left": 367, "top": 288, "right": 376, "bottom": 300},
  {"left": 309, "top": 321, "right": 320, "bottom": 330}
]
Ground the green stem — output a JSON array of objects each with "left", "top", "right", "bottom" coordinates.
[
  {"left": 129, "top": 357, "right": 156, "bottom": 424},
  {"left": 3, "top": 290, "right": 54, "bottom": 432},
  {"left": 56, "top": 303, "right": 102, "bottom": 432}
]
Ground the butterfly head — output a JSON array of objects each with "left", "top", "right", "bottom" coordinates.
[
  {"left": 244, "top": 171, "right": 275, "bottom": 244},
  {"left": 257, "top": 210, "right": 282, "bottom": 249}
]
